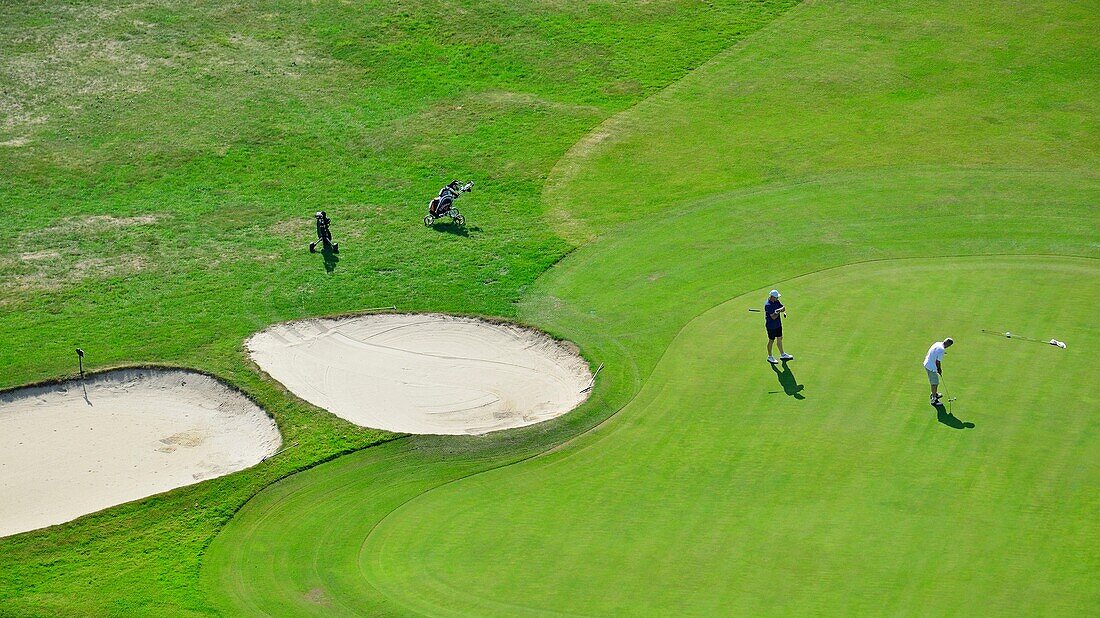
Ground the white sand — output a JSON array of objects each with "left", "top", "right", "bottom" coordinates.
[
  {"left": 0, "top": 369, "right": 281, "bottom": 538},
  {"left": 247, "top": 314, "right": 592, "bottom": 435}
]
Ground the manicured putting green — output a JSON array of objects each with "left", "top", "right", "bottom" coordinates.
[{"left": 361, "top": 256, "right": 1097, "bottom": 615}]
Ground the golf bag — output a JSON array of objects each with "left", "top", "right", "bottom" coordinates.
[
  {"left": 424, "top": 180, "right": 473, "bottom": 227},
  {"left": 309, "top": 211, "right": 338, "bottom": 253}
]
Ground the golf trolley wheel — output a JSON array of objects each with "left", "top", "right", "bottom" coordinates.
[
  {"left": 453, "top": 214, "right": 465, "bottom": 226},
  {"left": 424, "top": 215, "right": 434, "bottom": 227},
  {"left": 309, "top": 242, "right": 317, "bottom": 253},
  {"left": 332, "top": 243, "right": 339, "bottom": 254}
]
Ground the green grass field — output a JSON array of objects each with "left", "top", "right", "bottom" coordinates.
[{"left": 2, "top": 0, "right": 1098, "bottom": 615}]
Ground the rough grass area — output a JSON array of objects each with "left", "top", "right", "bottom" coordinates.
[{"left": 0, "top": 0, "right": 797, "bottom": 615}]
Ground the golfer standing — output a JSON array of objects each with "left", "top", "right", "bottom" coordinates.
[
  {"left": 765, "top": 290, "right": 793, "bottom": 364},
  {"left": 923, "top": 337, "right": 953, "bottom": 405}
]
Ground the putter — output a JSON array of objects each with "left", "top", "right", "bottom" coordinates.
[{"left": 939, "top": 376, "right": 958, "bottom": 413}]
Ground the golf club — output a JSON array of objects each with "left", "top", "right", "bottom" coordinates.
[
  {"left": 937, "top": 374, "right": 958, "bottom": 413},
  {"left": 263, "top": 440, "right": 300, "bottom": 462},
  {"left": 581, "top": 363, "right": 604, "bottom": 393},
  {"left": 748, "top": 308, "right": 761, "bottom": 312}
]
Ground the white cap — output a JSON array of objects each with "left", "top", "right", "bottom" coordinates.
[{"left": 769, "top": 289, "right": 781, "bottom": 298}]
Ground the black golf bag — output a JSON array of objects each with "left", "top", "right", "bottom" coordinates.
[{"left": 424, "top": 180, "right": 473, "bottom": 226}]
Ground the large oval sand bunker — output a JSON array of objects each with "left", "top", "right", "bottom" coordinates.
[
  {"left": 0, "top": 369, "right": 281, "bottom": 538},
  {"left": 247, "top": 314, "right": 593, "bottom": 435}
]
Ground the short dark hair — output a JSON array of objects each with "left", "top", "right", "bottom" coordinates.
[{"left": 944, "top": 338, "right": 954, "bottom": 347}]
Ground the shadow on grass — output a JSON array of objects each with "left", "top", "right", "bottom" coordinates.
[
  {"left": 321, "top": 245, "right": 339, "bottom": 273},
  {"left": 934, "top": 403, "right": 975, "bottom": 429},
  {"left": 430, "top": 223, "right": 482, "bottom": 237},
  {"left": 769, "top": 361, "right": 805, "bottom": 399}
]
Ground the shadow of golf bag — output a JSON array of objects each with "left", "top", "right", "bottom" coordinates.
[
  {"left": 424, "top": 180, "right": 473, "bottom": 227},
  {"left": 309, "top": 211, "right": 338, "bottom": 253}
]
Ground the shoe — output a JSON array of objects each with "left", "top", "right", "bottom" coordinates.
[
  {"left": 767, "top": 356, "right": 779, "bottom": 364},
  {"left": 780, "top": 354, "right": 794, "bottom": 361}
]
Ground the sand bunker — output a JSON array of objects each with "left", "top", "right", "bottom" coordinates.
[
  {"left": 0, "top": 369, "right": 280, "bottom": 538},
  {"left": 247, "top": 314, "right": 592, "bottom": 435}
]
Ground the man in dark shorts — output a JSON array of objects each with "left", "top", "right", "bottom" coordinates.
[{"left": 765, "top": 289, "right": 793, "bottom": 364}]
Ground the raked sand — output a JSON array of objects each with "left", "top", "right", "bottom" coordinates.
[
  {"left": 247, "top": 314, "right": 592, "bottom": 435},
  {"left": 0, "top": 369, "right": 280, "bottom": 538}
]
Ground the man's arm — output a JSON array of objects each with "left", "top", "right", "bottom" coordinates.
[{"left": 936, "top": 359, "right": 942, "bottom": 375}]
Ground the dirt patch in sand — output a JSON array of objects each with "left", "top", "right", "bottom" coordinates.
[{"left": 247, "top": 314, "right": 592, "bottom": 435}]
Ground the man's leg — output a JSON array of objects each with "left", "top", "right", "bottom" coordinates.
[
  {"left": 776, "top": 336, "right": 785, "bottom": 356},
  {"left": 767, "top": 338, "right": 774, "bottom": 356}
]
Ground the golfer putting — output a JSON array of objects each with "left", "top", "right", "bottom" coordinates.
[
  {"left": 764, "top": 290, "right": 793, "bottom": 364},
  {"left": 923, "top": 337, "right": 954, "bottom": 406}
]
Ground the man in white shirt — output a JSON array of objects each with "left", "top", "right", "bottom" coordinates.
[{"left": 923, "top": 338, "right": 954, "bottom": 405}]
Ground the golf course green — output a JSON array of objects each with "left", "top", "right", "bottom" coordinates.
[
  {"left": 207, "top": 256, "right": 1098, "bottom": 616},
  {"left": 2, "top": 0, "right": 1097, "bottom": 615},
  {"left": 202, "top": 0, "right": 1099, "bottom": 614}
]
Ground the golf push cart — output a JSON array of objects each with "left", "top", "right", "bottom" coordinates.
[
  {"left": 309, "top": 211, "right": 338, "bottom": 253},
  {"left": 424, "top": 180, "right": 473, "bottom": 227}
]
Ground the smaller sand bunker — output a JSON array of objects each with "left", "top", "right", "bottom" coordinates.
[
  {"left": 0, "top": 369, "right": 280, "bottom": 538},
  {"left": 247, "top": 314, "right": 592, "bottom": 435}
]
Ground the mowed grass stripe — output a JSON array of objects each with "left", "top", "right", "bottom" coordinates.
[{"left": 547, "top": 0, "right": 1099, "bottom": 241}]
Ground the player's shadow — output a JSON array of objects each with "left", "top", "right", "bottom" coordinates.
[
  {"left": 320, "top": 245, "right": 339, "bottom": 273},
  {"left": 934, "top": 403, "right": 975, "bottom": 429},
  {"left": 770, "top": 361, "right": 805, "bottom": 399}
]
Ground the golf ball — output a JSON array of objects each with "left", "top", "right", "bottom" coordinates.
[{"left": 1006, "top": 332, "right": 1011, "bottom": 338}]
